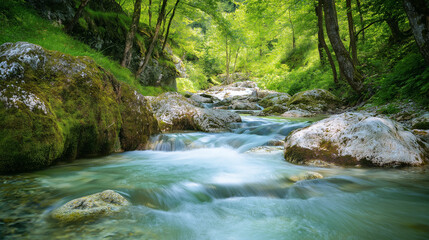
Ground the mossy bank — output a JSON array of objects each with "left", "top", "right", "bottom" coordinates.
[{"left": 0, "top": 42, "right": 159, "bottom": 173}]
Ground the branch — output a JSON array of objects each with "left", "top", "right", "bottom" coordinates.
[{"left": 355, "top": 19, "right": 385, "bottom": 39}]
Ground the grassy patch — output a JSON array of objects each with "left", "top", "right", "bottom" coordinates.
[{"left": 0, "top": 0, "right": 164, "bottom": 96}]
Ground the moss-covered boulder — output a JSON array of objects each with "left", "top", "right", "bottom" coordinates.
[
  {"left": 0, "top": 42, "right": 159, "bottom": 172},
  {"left": 258, "top": 93, "right": 291, "bottom": 108},
  {"left": 149, "top": 92, "right": 241, "bottom": 132},
  {"left": 284, "top": 112, "right": 427, "bottom": 167},
  {"left": 287, "top": 89, "right": 340, "bottom": 112},
  {"left": 119, "top": 84, "right": 160, "bottom": 151},
  {"left": 412, "top": 113, "right": 429, "bottom": 130},
  {"left": 51, "top": 190, "right": 130, "bottom": 223}
]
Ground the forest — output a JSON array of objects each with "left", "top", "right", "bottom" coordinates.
[{"left": 1, "top": 0, "right": 428, "bottom": 105}]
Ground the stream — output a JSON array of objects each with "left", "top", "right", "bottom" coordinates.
[{"left": 1, "top": 116, "right": 429, "bottom": 239}]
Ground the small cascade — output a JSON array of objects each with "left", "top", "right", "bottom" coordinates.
[{"left": 147, "top": 116, "right": 309, "bottom": 152}]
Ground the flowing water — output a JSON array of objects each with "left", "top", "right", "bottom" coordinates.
[{"left": 1, "top": 116, "right": 429, "bottom": 239}]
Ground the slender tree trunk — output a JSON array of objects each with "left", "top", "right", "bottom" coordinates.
[
  {"left": 162, "top": 0, "right": 180, "bottom": 51},
  {"left": 317, "top": 0, "right": 338, "bottom": 84},
  {"left": 66, "top": 0, "right": 90, "bottom": 33},
  {"left": 316, "top": 2, "right": 325, "bottom": 64},
  {"left": 135, "top": 0, "right": 168, "bottom": 77},
  {"left": 403, "top": 0, "right": 429, "bottom": 64},
  {"left": 225, "top": 36, "right": 230, "bottom": 84},
  {"left": 148, "top": 0, "right": 152, "bottom": 28},
  {"left": 324, "top": 0, "right": 363, "bottom": 93},
  {"left": 355, "top": 0, "right": 364, "bottom": 42},
  {"left": 161, "top": 8, "right": 172, "bottom": 36},
  {"left": 386, "top": 17, "right": 406, "bottom": 42},
  {"left": 121, "top": 0, "right": 143, "bottom": 67},
  {"left": 288, "top": 9, "right": 296, "bottom": 49},
  {"left": 346, "top": 0, "right": 358, "bottom": 65},
  {"left": 233, "top": 46, "right": 240, "bottom": 73}
]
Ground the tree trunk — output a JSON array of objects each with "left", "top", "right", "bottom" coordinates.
[
  {"left": 404, "top": 0, "right": 429, "bottom": 64},
  {"left": 386, "top": 17, "right": 406, "bottom": 42},
  {"left": 161, "top": 8, "right": 172, "bottom": 36},
  {"left": 346, "top": 0, "right": 358, "bottom": 65},
  {"left": 289, "top": 9, "right": 296, "bottom": 49},
  {"left": 317, "top": 0, "right": 338, "bottom": 84},
  {"left": 356, "top": 0, "right": 364, "bottom": 42},
  {"left": 324, "top": 0, "right": 363, "bottom": 93},
  {"left": 66, "top": 0, "right": 90, "bottom": 33},
  {"left": 135, "top": 0, "right": 168, "bottom": 77},
  {"left": 148, "top": 0, "right": 152, "bottom": 28},
  {"left": 316, "top": 2, "right": 325, "bottom": 64},
  {"left": 233, "top": 46, "right": 240, "bottom": 73},
  {"left": 162, "top": 0, "right": 180, "bottom": 51},
  {"left": 121, "top": 0, "right": 143, "bottom": 67},
  {"left": 225, "top": 36, "right": 230, "bottom": 84}
]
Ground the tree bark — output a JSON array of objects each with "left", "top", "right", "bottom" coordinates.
[
  {"left": 355, "top": 0, "right": 364, "bottom": 42},
  {"left": 324, "top": 0, "right": 363, "bottom": 93},
  {"left": 162, "top": 0, "right": 180, "bottom": 51},
  {"left": 121, "top": 0, "right": 143, "bottom": 67},
  {"left": 346, "top": 0, "right": 358, "bottom": 65},
  {"left": 403, "top": 0, "right": 429, "bottom": 64},
  {"left": 316, "top": 0, "right": 338, "bottom": 84},
  {"left": 233, "top": 46, "right": 240, "bottom": 73},
  {"left": 66, "top": 0, "right": 91, "bottom": 33},
  {"left": 148, "top": 0, "right": 152, "bottom": 28},
  {"left": 386, "top": 17, "right": 406, "bottom": 42},
  {"left": 135, "top": 0, "right": 168, "bottom": 77},
  {"left": 225, "top": 35, "right": 230, "bottom": 84}
]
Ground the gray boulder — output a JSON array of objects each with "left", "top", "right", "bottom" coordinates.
[
  {"left": 150, "top": 92, "right": 241, "bottom": 132},
  {"left": 284, "top": 112, "right": 427, "bottom": 167},
  {"left": 281, "top": 110, "right": 315, "bottom": 118}
]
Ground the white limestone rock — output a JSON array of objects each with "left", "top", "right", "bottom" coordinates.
[{"left": 284, "top": 112, "right": 427, "bottom": 167}]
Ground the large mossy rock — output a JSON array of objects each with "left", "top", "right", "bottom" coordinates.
[
  {"left": 284, "top": 112, "right": 427, "bottom": 167},
  {"left": 149, "top": 92, "right": 241, "bottom": 132},
  {"left": 412, "top": 113, "right": 429, "bottom": 130},
  {"left": 0, "top": 42, "right": 159, "bottom": 172},
  {"left": 51, "top": 190, "right": 130, "bottom": 223},
  {"left": 259, "top": 89, "right": 340, "bottom": 115},
  {"left": 287, "top": 89, "right": 340, "bottom": 112},
  {"left": 258, "top": 93, "right": 291, "bottom": 108}
]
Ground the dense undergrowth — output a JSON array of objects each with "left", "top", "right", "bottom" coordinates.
[{"left": 0, "top": 0, "right": 164, "bottom": 96}]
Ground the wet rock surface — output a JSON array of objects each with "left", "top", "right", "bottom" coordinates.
[
  {"left": 284, "top": 112, "right": 428, "bottom": 167},
  {"left": 51, "top": 190, "right": 130, "bottom": 223},
  {"left": 149, "top": 92, "right": 241, "bottom": 132}
]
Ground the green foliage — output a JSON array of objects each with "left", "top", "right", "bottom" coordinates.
[
  {"left": 0, "top": 0, "right": 163, "bottom": 96},
  {"left": 376, "top": 104, "right": 401, "bottom": 114},
  {"left": 177, "top": 77, "right": 197, "bottom": 93},
  {"left": 373, "top": 52, "right": 429, "bottom": 105}
]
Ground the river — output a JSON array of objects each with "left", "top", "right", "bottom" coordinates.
[{"left": 1, "top": 116, "right": 429, "bottom": 239}]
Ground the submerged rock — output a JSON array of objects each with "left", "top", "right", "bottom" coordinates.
[
  {"left": 0, "top": 42, "right": 159, "bottom": 172},
  {"left": 51, "top": 190, "right": 130, "bottom": 223},
  {"left": 149, "top": 92, "right": 241, "bottom": 132},
  {"left": 246, "top": 146, "right": 283, "bottom": 153},
  {"left": 289, "top": 171, "right": 324, "bottom": 182},
  {"left": 284, "top": 112, "right": 427, "bottom": 167}
]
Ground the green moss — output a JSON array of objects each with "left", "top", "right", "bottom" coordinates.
[{"left": 0, "top": 43, "right": 159, "bottom": 172}]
